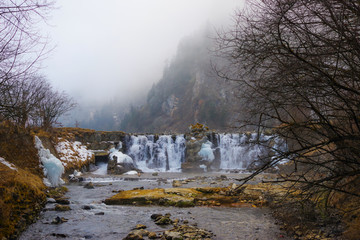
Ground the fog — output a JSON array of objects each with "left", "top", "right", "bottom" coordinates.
[{"left": 42, "top": 0, "right": 242, "bottom": 105}]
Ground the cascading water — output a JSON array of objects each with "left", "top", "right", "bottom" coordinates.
[
  {"left": 125, "top": 134, "right": 186, "bottom": 172},
  {"left": 96, "top": 133, "right": 285, "bottom": 173},
  {"left": 216, "top": 133, "right": 273, "bottom": 170}
]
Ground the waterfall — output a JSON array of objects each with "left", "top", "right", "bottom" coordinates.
[
  {"left": 117, "top": 133, "right": 284, "bottom": 172},
  {"left": 216, "top": 133, "right": 273, "bottom": 170},
  {"left": 125, "top": 134, "right": 186, "bottom": 172}
]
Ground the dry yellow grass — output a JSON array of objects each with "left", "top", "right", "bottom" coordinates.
[{"left": 0, "top": 164, "right": 46, "bottom": 239}]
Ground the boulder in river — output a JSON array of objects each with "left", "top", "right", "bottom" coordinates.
[
  {"left": 84, "top": 182, "right": 94, "bottom": 189},
  {"left": 54, "top": 204, "right": 71, "bottom": 211},
  {"left": 172, "top": 180, "right": 182, "bottom": 187},
  {"left": 107, "top": 150, "right": 140, "bottom": 175},
  {"left": 123, "top": 228, "right": 150, "bottom": 240}
]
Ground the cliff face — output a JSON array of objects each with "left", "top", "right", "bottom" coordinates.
[{"left": 120, "top": 29, "right": 238, "bottom": 133}]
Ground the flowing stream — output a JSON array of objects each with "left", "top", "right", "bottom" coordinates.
[{"left": 20, "top": 172, "right": 288, "bottom": 240}]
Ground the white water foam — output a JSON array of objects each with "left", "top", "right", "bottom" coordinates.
[{"left": 92, "top": 163, "right": 108, "bottom": 175}]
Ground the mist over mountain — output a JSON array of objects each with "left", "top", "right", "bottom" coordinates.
[
  {"left": 119, "top": 28, "right": 239, "bottom": 133},
  {"left": 64, "top": 27, "right": 240, "bottom": 132}
]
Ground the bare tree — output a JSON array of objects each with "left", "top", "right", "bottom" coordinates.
[
  {"left": 0, "top": 1, "right": 77, "bottom": 130},
  {"left": 0, "top": 74, "right": 48, "bottom": 127},
  {"left": 35, "top": 86, "right": 76, "bottom": 130},
  {"left": 0, "top": 73, "right": 76, "bottom": 129},
  {"left": 216, "top": 0, "right": 360, "bottom": 201},
  {"left": 0, "top": 1, "right": 53, "bottom": 77},
  {"left": 0, "top": 1, "right": 54, "bottom": 109}
]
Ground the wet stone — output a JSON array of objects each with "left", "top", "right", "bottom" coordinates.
[
  {"left": 151, "top": 214, "right": 163, "bottom": 220},
  {"left": 51, "top": 233, "right": 67, "bottom": 238},
  {"left": 155, "top": 216, "right": 173, "bottom": 225},
  {"left": 148, "top": 232, "right": 158, "bottom": 239},
  {"left": 134, "top": 224, "right": 147, "bottom": 230},
  {"left": 51, "top": 216, "right": 68, "bottom": 224},
  {"left": 55, "top": 198, "right": 70, "bottom": 205},
  {"left": 112, "top": 189, "right": 124, "bottom": 193},
  {"left": 123, "top": 229, "right": 150, "bottom": 240},
  {"left": 123, "top": 232, "right": 143, "bottom": 240},
  {"left": 164, "top": 231, "right": 182, "bottom": 240},
  {"left": 172, "top": 180, "right": 182, "bottom": 187},
  {"left": 84, "top": 182, "right": 95, "bottom": 189},
  {"left": 132, "top": 229, "right": 149, "bottom": 236},
  {"left": 82, "top": 205, "right": 94, "bottom": 210},
  {"left": 54, "top": 204, "right": 71, "bottom": 211}
]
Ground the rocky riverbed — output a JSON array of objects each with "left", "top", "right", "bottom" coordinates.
[{"left": 20, "top": 172, "right": 289, "bottom": 240}]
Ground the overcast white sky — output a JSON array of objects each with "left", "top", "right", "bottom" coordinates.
[{"left": 41, "top": 0, "right": 243, "bottom": 105}]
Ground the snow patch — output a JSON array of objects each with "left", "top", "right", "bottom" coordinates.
[
  {"left": 56, "top": 139, "right": 93, "bottom": 165},
  {"left": 35, "top": 136, "right": 64, "bottom": 187},
  {"left": 0, "top": 157, "right": 17, "bottom": 171}
]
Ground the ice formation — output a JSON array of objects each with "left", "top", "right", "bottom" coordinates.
[
  {"left": 125, "top": 134, "right": 186, "bottom": 172},
  {"left": 216, "top": 133, "right": 280, "bottom": 169},
  {"left": 103, "top": 133, "right": 286, "bottom": 172},
  {"left": 109, "top": 149, "right": 134, "bottom": 164},
  {"left": 124, "top": 170, "right": 138, "bottom": 175},
  {"left": 0, "top": 157, "right": 18, "bottom": 171},
  {"left": 35, "top": 136, "right": 64, "bottom": 187},
  {"left": 69, "top": 169, "right": 83, "bottom": 180},
  {"left": 198, "top": 141, "right": 215, "bottom": 162}
]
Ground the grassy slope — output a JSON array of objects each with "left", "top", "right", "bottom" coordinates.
[
  {"left": 0, "top": 165, "right": 46, "bottom": 239},
  {"left": 0, "top": 123, "right": 46, "bottom": 239}
]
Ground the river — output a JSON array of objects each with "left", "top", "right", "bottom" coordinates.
[{"left": 20, "top": 171, "right": 288, "bottom": 240}]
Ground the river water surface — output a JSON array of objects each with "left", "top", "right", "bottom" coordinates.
[{"left": 20, "top": 172, "right": 288, "bottom": 240}]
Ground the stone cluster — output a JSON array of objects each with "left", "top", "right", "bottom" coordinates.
[{"left": 123, "top": 213, "right": 213, "bottom": 240}]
